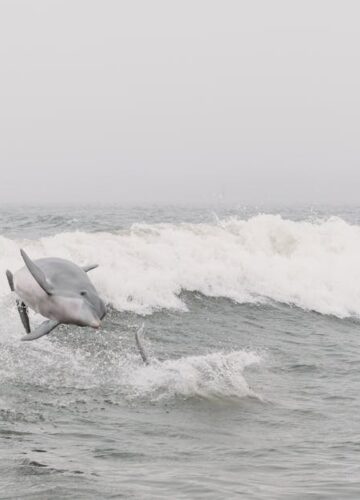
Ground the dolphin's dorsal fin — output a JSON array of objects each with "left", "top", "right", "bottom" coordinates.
[
  {"left": 20, "top": 249, "right": 54, "bottom": 296},
  {"left": 135, "top": 324, "right": 149, "bottom": 365},
  {"left": 82, "top": 264, "right": 98, "bottom": 273}
]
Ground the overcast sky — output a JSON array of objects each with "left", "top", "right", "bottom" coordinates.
[{"left": 0, "top": 0, "right": 359, "bottom": 205}]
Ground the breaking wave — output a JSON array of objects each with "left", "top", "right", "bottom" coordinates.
[{"left": 1, "top": 214, "right": 360, "bottom": 318}]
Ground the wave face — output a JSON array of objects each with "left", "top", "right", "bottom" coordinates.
[{"left": 1, "top": 214, "right": 360, "bottom": 317}]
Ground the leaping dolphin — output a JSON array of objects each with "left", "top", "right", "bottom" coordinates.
[{"left": 6, "top": 249, "right": 107, "bottom": 341}]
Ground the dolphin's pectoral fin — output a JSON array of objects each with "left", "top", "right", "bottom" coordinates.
[
  {"left": 20, "top": 249, "right": 54, "bottom": 296},
  {"left": 21, "top": 320, "right": 60, "bottom": 341},
  {"left": 6, "top": 269, "right": 31, "bottom": 334},
  {"left": 82, "top": 264, "right": 98, "bottom": 273},
  {"left": 135, "top": 324, "right": 149, "bottom": 365},
  {"left": 17, "top": 301, "right": 31, "bottom": 334}
]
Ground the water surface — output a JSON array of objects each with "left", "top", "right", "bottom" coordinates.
[{"left": 1, "top": 204, "right": 359, "bottom": 499}]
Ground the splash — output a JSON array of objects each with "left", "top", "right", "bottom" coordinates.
[
  {"left": 124, "top": 350, "right": 261, "bottom": 401},
  {"left": 0, "top": 323, "right": 260, "bottom": 401}
]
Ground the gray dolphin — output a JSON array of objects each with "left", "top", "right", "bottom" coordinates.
[{"left": 6, "top": 249, "right": 106, "bottom": 341}]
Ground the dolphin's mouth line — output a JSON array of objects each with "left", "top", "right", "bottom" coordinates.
[{"left": 90, "top": 319, "right": 101, "bottom": 329}]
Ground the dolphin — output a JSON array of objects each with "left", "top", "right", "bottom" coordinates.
[{"left": 6, "top": 249, "right": 107, "bottom": 341}]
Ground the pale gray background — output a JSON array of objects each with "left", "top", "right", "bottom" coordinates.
[{"left": 0, "top": 0, "right": 359, "bottom": 205}]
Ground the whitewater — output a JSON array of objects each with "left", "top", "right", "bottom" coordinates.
[
  {"left": 1, "top": 213, "right": 360, "bottom": 317},
  {"left": 1, "top": 205, "right": 360, "bottom": 499}
]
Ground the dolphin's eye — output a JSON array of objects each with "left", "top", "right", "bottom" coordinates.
[{"left": 80, "top": 290, "right": 87, "bottom": 296}]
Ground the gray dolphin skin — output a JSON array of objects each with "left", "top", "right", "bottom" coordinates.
[{"left": 6, "top": 249, "right": 106, "bottom": 341}]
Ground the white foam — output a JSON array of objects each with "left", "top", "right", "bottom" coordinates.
[
  {"left": 124, "top": 350, "right": 261, "bottom": 401},
  {"left": 1, "top": 214, "right": 360, "bottom": 317}
]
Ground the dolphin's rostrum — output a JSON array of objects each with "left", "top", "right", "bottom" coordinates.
[{"left": 6, "top": 249, "right": 106, "bottom": 340}]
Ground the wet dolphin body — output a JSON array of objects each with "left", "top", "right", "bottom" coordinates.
[{"left": 6, "top": 249, "right": 106, "bottom": 341}]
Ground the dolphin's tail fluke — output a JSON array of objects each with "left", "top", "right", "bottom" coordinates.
[
  {"left": 6, "top": 270, "right": 14, "bottom": 291},
  {"left": 135, "top": 323, "right": 149, "bottom": 365}
]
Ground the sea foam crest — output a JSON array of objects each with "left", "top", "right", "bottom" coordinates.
[
  {"left": 0, "top": 214, "right": 360, "bottom": 317},
  {"left": 124, "top": 350, "right": 260, "bottom": 400}
]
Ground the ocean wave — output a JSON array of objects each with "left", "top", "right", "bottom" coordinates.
[{"left": 1, "top": 214, "right": 360, "bottom": 317}]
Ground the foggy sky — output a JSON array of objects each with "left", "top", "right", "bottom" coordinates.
[{"left": 1, "top": 0, "right": 359, "bottom": 205}]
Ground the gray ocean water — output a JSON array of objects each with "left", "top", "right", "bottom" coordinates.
[{"left": 1, "top": 204, "right": 360, "bottom": 499}]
